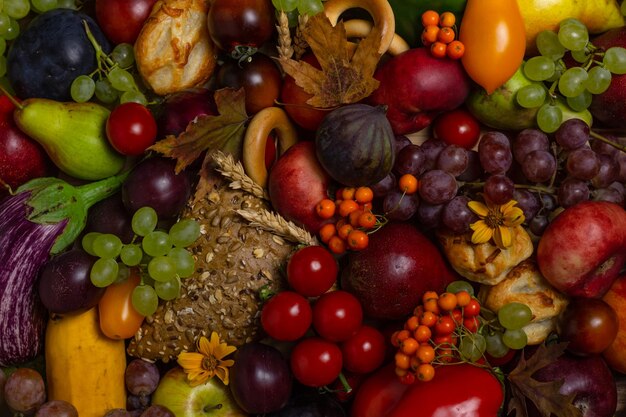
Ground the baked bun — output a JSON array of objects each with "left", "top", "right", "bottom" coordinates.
[
  {"left": 436, "top": 226, "right": 533, "bottom": 286},
  {"left": 134, "top": 0, "right": 216, "bottom": 95},
  {"left": 478, "top": 259, "right": 569, "bottom": 345}
]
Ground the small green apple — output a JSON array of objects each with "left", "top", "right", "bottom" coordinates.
[{"left": 151, "top": 368, "right": 247, "bottom": 417}]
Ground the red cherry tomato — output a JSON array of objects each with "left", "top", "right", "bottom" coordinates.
[
  {"left": 260, "top": 291, "right": 312, "bottom": 342},
  {"left": 106, "top": 102, "right": 158, "bottom": 156},
  {"left": 312, "top": 290, "right": 363, "bottom": 342},
  {"left": 287, "top": 245, "right": 338, "bottom": 298},
  {"left": 340, "top": 325, "right": 387, "bottom": 374},
  {"left": 290, "top": 337, "right": 343, "bottom": 387},
  {"left": 433, "top": 108, "right": 481, "bottom": 149},
  {"left": 95, "top": 0, "right": 156, "bottom": 45}
]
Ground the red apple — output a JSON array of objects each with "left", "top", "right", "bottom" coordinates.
[
  {"left": 536, "top": 201, "right": 626, "bottom": 298},
  {"left": 367, "top": 47, "right": 471, "bottom": 135},
  {"left": 268, "top": 141, "right": 332, "bottom": 233},
  {"left": 95, "top": 0, "right": 157, "bottom": 45},
  {"left": 341, "top": 222, "right": 456, "bottom": 320},
  {"left": 602, "top": 274, "right": 626, "bottom": 373}
]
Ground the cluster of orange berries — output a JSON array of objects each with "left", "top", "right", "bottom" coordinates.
[
  {"left": 420, "top": 10, "right": 465, "bottom": 60},
  {"left": 314, "top": 186, "right": 383, "bottom": 255},
  {"left": 391, "top": 288, "right": 481, "bottom": 384}
]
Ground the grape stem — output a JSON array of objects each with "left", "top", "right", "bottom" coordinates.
[
  {"left": 590, "top": 130, "right": 626, "bottom": 153},
  {"left": 459, "top": 181, "right": 556, "bottom": 195}
]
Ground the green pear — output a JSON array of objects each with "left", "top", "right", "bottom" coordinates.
[
  {"left": 465, "top": 66, "right": 592, "bottom": 131},
  {"left": 152, "top": 368, "right": 247, "bottom": 417},
  {"left": 13, "top": 98, "right": 125, "bottom": 181}
]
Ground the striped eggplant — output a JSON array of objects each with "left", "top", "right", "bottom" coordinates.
[{"left": 0, "top": 172, "right": 127, "bottom": 366}]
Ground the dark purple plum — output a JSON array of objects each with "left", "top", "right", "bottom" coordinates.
[
  {"left": 266, "top": 387, "right": 345, "bottom": 417},
  {"left": 122, "top": 157, "right": 191, "bottom": 219},
  {"left": 125, "top": 359, "right": 160, "bottom": 397},
  {"left": 85, "top": 193, "right": 134, "bottom": 244},
  {"left": 38, "top": 249, "right": 104, "bottom": 314},
  {"left": 229, "top": 342, "right": 292, "bottom": 414},
  {"left": 157, "top": 88, "right": 216, "bottom": 137}
]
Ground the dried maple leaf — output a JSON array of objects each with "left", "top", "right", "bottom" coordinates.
[
  {"left": 507, "top": 342, "right": 583, "bottom": 417},
  {"left": 149, "top": 87, "right": 249, "bottom": 174},
  {"left": 278, "top": 13, "right": 382, "bottom": 108}
]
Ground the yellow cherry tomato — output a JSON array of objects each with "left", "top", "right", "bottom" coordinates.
[{"left": 458, "top": 0, "right": 526, "bottom": 94}]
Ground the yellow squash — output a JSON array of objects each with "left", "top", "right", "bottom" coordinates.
[{"left": 45, "top": 307, "right": 127, "bottom": 416}]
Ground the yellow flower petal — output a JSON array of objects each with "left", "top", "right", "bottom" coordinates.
[
  {"left": 198, "top": 336, "right": 212, "bottom": 356},
  {"left": 504, "top": 208, "right": 525, "bottom": 227},
  {"left": 177, "top": 352, "right": 204, "bottom": 369},
  {"left": 468, "top": 201, "right": 489, "bottom": 217},
  {"left": 470, "top": 221, "right": 493, "bottom": 244},
  {"left": 215, "top": 366, "right": 230, "bottom": 385},
  {"left": 494, "top": 226, "right": 512, "bottom": 248},
  {"left": 500, "top": 199, "right": 517, "bottom": 212},
  {"left": 214, "top": 344, "right": 237, "bottom": 360}
]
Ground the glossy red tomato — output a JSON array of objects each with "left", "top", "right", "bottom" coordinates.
[
  {"left": 433, "top": 108, "right": 481, "bottom": 149},
  {"left": 261, "top": 291, "right": 312, "bottom": 341},
  {"left": 286, "top": 245, "right": 338, "bottom": 297},
  {"left": 207, "top": 0, "right": 274, "bottom": 53},
  {"left": 106, "top": 102, "right": 157, "bottom": 156},
  {"left": 290, "top": 337, "right": 343, "bottom": 387},
  {"left": 340, "top": 325, "right": 386, "bottom": 374},
  {"left": 312, "top": 290, "right": 363, "bottom": 342},
  {"left": 95, "top": 0, "right": 157, "bottom": 45}
]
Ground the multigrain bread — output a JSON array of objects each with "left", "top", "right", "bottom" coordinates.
[{"left": 134, "top": 0, "right": 216, "bottom": 95}]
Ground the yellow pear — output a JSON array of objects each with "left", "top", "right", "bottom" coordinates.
[{"left": 518, "top": 0, "right": 624, "bottom": 54}]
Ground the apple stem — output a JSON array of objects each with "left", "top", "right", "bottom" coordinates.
[
  {"left": 590, "top": 130, "right": 626, "bottom": 153},
  {"left": 0, "top": 84, "right": 24, "bottom": 111},
  {"left": 203, "top": 404, "right": 223, "bottom": 412}
]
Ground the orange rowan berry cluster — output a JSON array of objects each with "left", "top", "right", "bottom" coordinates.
[
  {"left": 390, "top": 288, "right": 481, "bottom": 384},
  {"left": 315, "top": 186, "right": 383, "bottom": 255},
  {"left": 420, "top": 10, "right": 465, "bottom": 60}
]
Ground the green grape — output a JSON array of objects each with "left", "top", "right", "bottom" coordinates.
[
  {"left": 497, "top": 302, "right": 533, "bottom": 330},
  {"left": 603, "top": 46, "right": 626, "bottom": 75},
  {"left": 0, "top": 37, "right": 6, "bottom": 55},
  {"left": 31, "top": 0, "right": 58, "bottom": 12},
  {"left": 147, "top": 255, "right": 177, "bottom": 282},
  {"left": 56, "top": 0, "right": 75, "bottom": 8},
  {"left": 169, "top": 219, "right": 201, "bottom": 247},
  {"left": 142, "top": 231, "right": 172, "bottom": 257},
  {"left": 558, "top": 66, "right": 588, "bottom": 97},
  {"left": 558, "top": 23, "right": 589, "bottom": 51},
  {"left": 95, "top": 78, "right": 119, "bottom": 104},
  {"left": 167, "top": 247, "right": 195, "bottom": 278},
  {"left": 523, "top": 56, "right": 555, "bottom": 81},
  {"left": 297, "top": 0, "right": 323, "bottom": 16},
  {"left": 115, "top": 263, "right": 130, "bottom": 283},
  {"left": 0, "top": 13, "right": 10, "bottom": 35},
  {"left": 131, "top": 206, "right": 158, "bottom": 236},
  {"left": 90, "top": 258, "right": 119, "bottom": 288},
  {"left": 502, "top": 328, "right": 528, "bottom": 350},
  {"left": 585, "top": 66, "right": 612, "bottom": 94},
  {"left": 70, "top": 75, "right": 96, "bottom": 103},
  {"left": 111, "top": 43, "right": 135, "bottom": 68},
  {"left": 515, "top": 84, "right": 546, "bottom": 109},
  {"left": 282, "top": 7, "right": 299, "bottom": 28},
  {"left": 272, "top": 0, "right": 298, "bottom": 12},
  {"left": 459, "top": 333, "right": 486, "bottom": 362},
  {"left": 0, "top": 55, "right": 7, "bottom": 78},
  {"left": 93, "top": 233, "right": 123, "bottom": 259},
  {"left": 566, "top": 90, "right": 593, "bottom": 111},
  {"left": 536, "top": 30, "right": 565, "bottom": 59},
  {"left": 120, "top": 244, "right": 143, "bottom": 267},
  {"left": 623, "top": 0, "right": 626, "bottom": 15},
  {"left": 570, "top": 48, "right": 589, "bottom": 64},
  {"left": 154, "top": 277, "right": 181, "bottom": 301},
  {"left": 484, "top": 331, "right": 509, "bottom": 358},
  {"left": 536, "top": 103, "right": 563, "bottom": 133},
  {"left": 445, "top": 280, "right": 474, "bottom": 296},
  {"left": 120, "top": 90, "right": 147, "bottom": 105},
  {"left": 81, "top": 232, "right": 101, "bottom": 256},
  {"left": 107, "top": 67, "right": 136, "bottom": 92},
  {"left": 559, "top": 18, "right": 586, "bottom": 29},
  {"left": 4, "top": 0, "right": 29, "bottom": 19},
  {"left": 132, "top": 285, "right": 159, "bottom": 316},
  {"left": 3, "top": 17, "right": 19, "bottom": 40},
  {"left": 547, "top": 60, "right": 566, "bottom": 82}
]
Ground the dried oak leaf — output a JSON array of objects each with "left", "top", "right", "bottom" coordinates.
[
  {"left": 149, "top": 87, "right": 249, "bottom": 174},
  {"left": 507, "top": 342, "right": 582, "bottom": 417},
  {"left": 278, "top": 13, "right": 382, "bottom": 108}
]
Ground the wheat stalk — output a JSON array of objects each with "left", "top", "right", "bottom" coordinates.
[
  {"left": 211, "top": 151, "right": 268, "bottom": 200},
  {"left": 293, "top": 14, "right": 309, "bottom": 59},
  {"left": 236, "top": 208, "right": 318, "bottom": 246},
  {"left": 276, "top": 10, "right": 294, "bottom": 60}
]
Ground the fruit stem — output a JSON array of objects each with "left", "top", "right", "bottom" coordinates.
[
  {"left": 0, "top": 84, "right": 24, "bottom": 110},
  {"left": 589, "top": 130, "right": 626, "bottom": 153},
  {"left": 337, "top": 372, "right": 353, "bottom": 395},
  {"left": 78, "top": 170, "right": 130, "bottom": 208}
]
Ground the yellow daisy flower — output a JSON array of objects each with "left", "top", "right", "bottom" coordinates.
[
  {"left": 468, "top": 199, "right": 525, "bottom": 249},
  {"left": 177, "top": 331, "right": 237, "bottom": 386}
]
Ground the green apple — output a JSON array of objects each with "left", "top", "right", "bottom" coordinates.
[{"left": 151, "top": 368, "right": 247, "bottom": 417}]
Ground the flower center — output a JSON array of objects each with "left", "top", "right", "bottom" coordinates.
[
  {"left": 484, "top": 209, "right": 505, "bottom": 229},
  {"left": 202, "top": 355, "right": 218, "bottom": 371}
]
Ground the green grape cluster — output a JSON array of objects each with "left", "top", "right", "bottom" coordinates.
[
  {"left": 272, "top": 0, "right": 324, "bottom": 28},
  {"left": 70, "top": 25, "right": 144, "bottom": 105},
  {"left": 516, "top": 18, "right": 626, "bottom": 133},
  {"left": 82, "top": 206, "right": 201, "bottom": 317},
  {"left": 0, "top": 0, "right": 78, "bottom": 80},
  {"left": 483, "top": 302, "right": 532, "bottom": 358}
]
